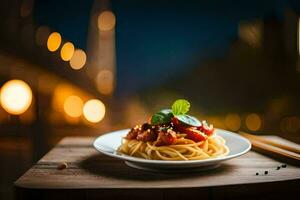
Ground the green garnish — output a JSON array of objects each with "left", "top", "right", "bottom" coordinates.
[
  {"left": 176, "top": 114, "right": 201, "bottom": 127},
  {"left": 171, "top": 99, "right": 190, "bottom": 116},
  {"left": 151, "top": 99, "right": 198, "bottom": 126},
  {"left": 151, "top": 109, "right": 173, "bottom": 125}
]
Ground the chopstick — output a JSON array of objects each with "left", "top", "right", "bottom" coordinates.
[
  {"left": 240, "top": 132, "right": 300, "bottom": 154},
  {"left": 239, "top": 131, "right": 300, "bottom": 165}
]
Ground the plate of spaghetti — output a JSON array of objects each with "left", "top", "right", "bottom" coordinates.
[{"left": 94, "top": 99, "right": 251, "bottom": 171}]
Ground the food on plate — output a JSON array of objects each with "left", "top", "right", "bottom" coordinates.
[{"left": 118, "top": 99, "right": 229, "bottom": 160}]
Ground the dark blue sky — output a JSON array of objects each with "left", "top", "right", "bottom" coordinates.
[{"left": 34, "top": 0, "right": 300, "bottom": 94}]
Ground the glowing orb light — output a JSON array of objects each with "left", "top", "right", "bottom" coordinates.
[
  {"left": 83, "top": 99, "right": 105, "bottom": 123},
  {"left": 0, "top": 80, "right": 33, "bottom": 115},
  {"left": 69, "top": 49, "right": 86, "bottom": 70},
  {"left": 47, "top": 32, "right": 61, "bottom": 52},
  {"left": 64, "top": 95, "right": 83, "bottom": 118},
  {"left": 98, "top": 11, "right": 116, "bottom": 31}
]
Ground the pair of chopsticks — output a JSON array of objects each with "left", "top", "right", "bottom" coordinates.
[{"left": 239, "top": 131, "right": 300, "bottom": 166}]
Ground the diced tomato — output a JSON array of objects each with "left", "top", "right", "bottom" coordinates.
[
  {"left": 155, "top": 130, "right": 177, "bottom": 146},
  {"left": 136, "top": 130, "right": 157, "bottom": 142},
  {"left": 172, "top": 120, "right": 206, "bottom": 142},
  {"left": 126, "top": 128, "right": 138, "bottom": 139},
  {"left": 172, "top": 117, "right": 180, "bottom": 126},
  {"left": 198, "top": 122, "right": 214, "bottom": 136},
  {"left": 182, "top": 127, "right": 207, "bottom": 142},
  {"left": 174, "top": 117, "right": 214, "bottom": 136}
]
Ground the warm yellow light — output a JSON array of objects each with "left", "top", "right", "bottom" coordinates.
[
  {"left": 60, "top": 42, "right": 75, "bottom": 61},
  {"left": 36, "top": 26, "right": 50, "bottom": 46},
  {"left": 63, "top": 95, "right": 83, "bottom": 118},
  {"left": 98, "top": 11, "right": 116, "bottom": 31},
  {"left": 69, "top": 49, "right": 86, "bottom": 70},
  {"left": 245, "top": 113, "right": 262, "bottom": 131},
  {"left": 0, "top": 80, "right": 32, "bottom": 115},
  {"left": 96, "top": 70, "right": 114, "bottom": 95},
  {"left": 52, "top": 84, "right": 73, "bottom": 112},
  {"left": 83, "top": 99, "right": 105, "bottom": 123},
  {"left": 47, "top": 32, "right": 62, "bottom": 52},
  {"left": 225, "top": 113, "right": 241, "bottom": 131}
]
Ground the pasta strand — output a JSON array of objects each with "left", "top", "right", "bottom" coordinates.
[{"left": 118, "top": 134, "right": 229, "bottom": 161}]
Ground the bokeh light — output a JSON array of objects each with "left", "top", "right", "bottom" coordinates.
[
  {"left": 63, "top": 95, "right": 83, "bottom": 118},
  {"left": 52, "top": 84, "right": 74, "bottom": 113},
  {"left": 245, "top": 113, "right": 262, "bottom": 131},
  {"left": 225, "top": 113, "right": 241, "bottom": 131},
  {"left": 83, "top": 99, "right": 105, "bottom": 123},
  {"left": 47, "top": 32, "right": 62, "bottom": 52},
  {"left": 60, "top": 42, "right": 75, "bottom": 61},
  {"left": 69, "top": 49, "right": 87, "bottom": 70},
  {"left": 280, "top": 116, "right": 300, "bottom": 133},
  {"left": 98, "top": 11, "right": 116, "bottom": 31},
  {"left": 96, "top": 70, "right": 114, "bottom": 95},
  {"left": 0, "top": 80, "right": 33, "bottom": 115},
  {"left": 36, "top": 26, "right": 50, "bottom": 46}
]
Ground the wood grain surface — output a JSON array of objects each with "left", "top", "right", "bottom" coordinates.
[{"left": 14, "top": 137, "right": 300, "bottom": 200}]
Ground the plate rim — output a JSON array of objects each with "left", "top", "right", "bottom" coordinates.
[{"left": 93, "top": 128, "right": 251, "bottom": 165}]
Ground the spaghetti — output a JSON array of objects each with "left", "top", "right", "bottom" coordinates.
[
  {"left": 118, "top": 133, "right": 229, "bottom": 161},
  {"left": 118, "top": 99, "right": 230, "bottom": 161}
]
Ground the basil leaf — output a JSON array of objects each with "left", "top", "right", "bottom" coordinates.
[
  {"left": 160, "top": 109, "right": 173, "bottom": 115},
  {"left": 176, "top": 114, "right": 202, "bottom": 127},
  {"left": 171, "top": 99, "right": 190, "bottom": 116},
  {"left": 150, "top": 109, "right": 173, "bottom": 125}
]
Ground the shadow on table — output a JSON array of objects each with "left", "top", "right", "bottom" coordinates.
[{"left": 80, "top": 154, "right": 232, "bottom": 181}]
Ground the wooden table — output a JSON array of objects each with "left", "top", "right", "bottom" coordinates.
[{"left": 15, "top": 137, "right": 300, "bottom": 200}]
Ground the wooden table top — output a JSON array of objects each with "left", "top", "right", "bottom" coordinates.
[{"left": 15, "top": 136, "right": 300, "bottom": 190}]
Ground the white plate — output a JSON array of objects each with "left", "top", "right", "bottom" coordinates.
[{"left": 93, "top": 128, "right": 251, "bottom": 171}]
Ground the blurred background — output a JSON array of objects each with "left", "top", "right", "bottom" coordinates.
[{"left": 1, "top": 0, "right": 300, "bottom": 199}]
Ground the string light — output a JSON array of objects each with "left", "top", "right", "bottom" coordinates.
[
  {"left": 225, "top": 113, "right": 241, "bottom": 131},
  {"left": 47, "top": 32, "right": 62, "bottom": 52},
  {"left": 98, "top": 11, "right": 116, "bottom": 31},
  {"left": 245, "top": 113, "right": 262, "bottom": 131},
  {"left": 83, "top": 99, "right": 105, "bottom": 123},
  {"left": 63, "top": 95, "right": 83, "bottom": 118},
  {"left": 0, "top": 80, "right": 32, "bottom": 115},
  {"left": 69, "top": 49, "right": 86, "bottom": 70},
  {"left": 60, "top": 42, "right": 75, "bottom": 61}
]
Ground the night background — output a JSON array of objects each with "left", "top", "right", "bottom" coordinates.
[{"left": 1, "top": 0, "right": 300, "bottom": 199}]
